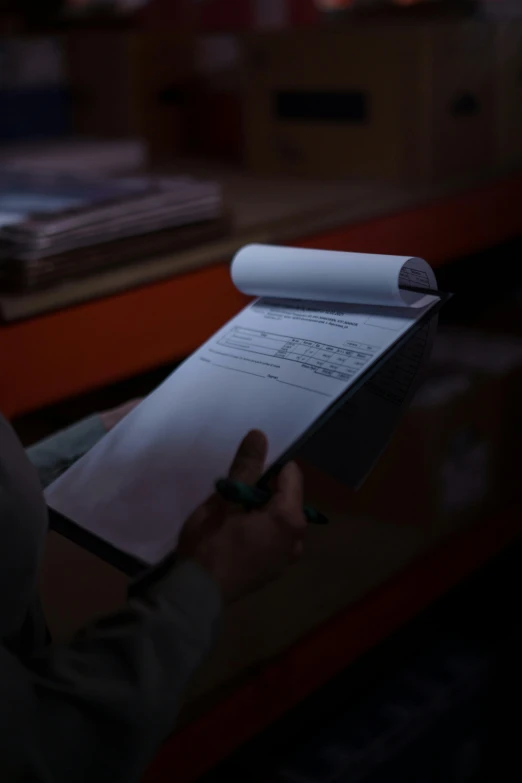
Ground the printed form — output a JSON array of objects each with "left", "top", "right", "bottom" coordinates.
[{"left": 46, "top": 245, "right": 439, "bottom": 564}]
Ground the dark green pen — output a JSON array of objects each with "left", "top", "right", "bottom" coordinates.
[{"left": 215, "top": 478, "right": 329, "bottom": 525}]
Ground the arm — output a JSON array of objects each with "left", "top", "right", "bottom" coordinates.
[
  {"left": 26, "top": 415, "right": 106, "bottom": 488},
  {"left": 0, "top": 559, "right": 221, "bottom": 783},
  {"left": 27, "top": 401, "right": 141, "bottom": 488},
  {"left": 2, "top": 431, "right": 305, "bottom": 783}
]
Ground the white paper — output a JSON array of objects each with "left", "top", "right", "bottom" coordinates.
[
  {"left": 300, "top": 317, "right": 438, "bottom": 488},
  {"left": 46, "top": 246, "right": 439, "bottom": 565},
  {"left": 231, "top": 244, "right": 436, "bottom": 308}
]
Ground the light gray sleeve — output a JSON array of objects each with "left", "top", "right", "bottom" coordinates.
[
  {"left": 26, "top": 415, "right": 107, "bottom": 488},
  {"left": 0, "top": 559, "right": 222, "bottom": 783}
]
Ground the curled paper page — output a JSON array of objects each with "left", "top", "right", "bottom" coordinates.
[{"left": 231, "top": 244, "right": 437, "bottom": 308}]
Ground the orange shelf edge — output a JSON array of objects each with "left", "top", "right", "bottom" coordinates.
[
  {"left": 143, "top": 507, "right": 522, "bottom": 783},
  {"left": 2, "top": 172, "right": 522, "bottom": 418},
  {"left": 297, "top": 172, "right": 522, "bottom": 265},
  {"left": 0, "top": 264, "right": 249, "bottom": 418}
]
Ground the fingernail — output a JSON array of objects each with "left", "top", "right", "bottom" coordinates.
[{"left": 286, "top": 461, "right": 301, "bottom": 477}]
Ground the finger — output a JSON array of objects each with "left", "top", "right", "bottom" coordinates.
[
  {"left": 228, "top": 430, "right": 268, "bottom": 484},
  {"left": 99, "top": 399, "right": 142, "bottom": 431},
  {"left": 270, "top": 462, "right": 306, "bottom": 529}
]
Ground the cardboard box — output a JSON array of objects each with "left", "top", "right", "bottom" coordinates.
[
  {"left": 243, "top": 22, "right": 495, "bottom": 181},
  {"left": 430, "top": 329, "right": 522, "bottom": 503},
  {"left": 191, "top": 33, "right": 244, "bottom": 159},
  {"left": 191, "top": 88, "right": 243, "bottom": 159},
  {"left": 189, "top": 1, "right": 322, "bottom": 160},
  {"left": 342, "top": 371, "right": 500, "bottom": 530},
  {"left": 494, "top": 21, "right": 522, "bottom": 168},
  {"left": 353, "top": 328, "right": 522, "bottom": 529},
  {"left": 65, "top": 31, "right": 195, "bottom": 160},
  {"left": 138, "top": 33, "right": 196, "bottom": 161},
  {"left": 349, "top": 329, "right": 522, "bottom": 531}
]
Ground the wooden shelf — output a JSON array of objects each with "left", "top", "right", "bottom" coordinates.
[
  {"left": 143, "top": 506, "right": 522, "bottom": 783},
  {"left": 2, "top": 170, "right": 522, "bottom": 419}
]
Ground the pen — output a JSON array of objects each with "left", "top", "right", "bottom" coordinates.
[{"left": 215, "top": 478, "right": 330, "bottom": 525}]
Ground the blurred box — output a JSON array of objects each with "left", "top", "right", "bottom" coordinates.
[
  {"left": 65, "top": 31, "right": 140, "bottom": 138},
  {"left": 191, "top": 88, "right": 243, "bottom": 159},
  {"left": 494, "top": 21, "right": 522, "bottom": 168},
  {"left": 353, "top": 329, "right": 522, "bottom": 530},
  {"left": 191, "top": 33, "right": 244, "bottom": 159},
  {"left": 0, "top": 36, "right": 69, "bottom": 142},
  {"left": 0, "top": 37, "right": 64, "bottom": 89},
  {"left": 347, "top": 371, "right": 499, "bottom": 529},
  {"left": 137, "top": 0, "right": 196, "bottom": 29},
  {"left": 65, "top": 31, "right": 195, "bottom": 161},
  {"left": 244, "top": 22, "right": 495, "bottom": 181},
  {"left": 430, "top": 329, "right": 522, "bottom": 503},
  {"left": 139, "top": 33, "right": 196, "bottom": 161}
]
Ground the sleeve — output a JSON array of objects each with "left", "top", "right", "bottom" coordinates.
[
  {"left": 0, "top": 559, "right": 222, "bottom": 783},
  {"left": 26, "top": 414, "right": 107, "bottom": 488}
]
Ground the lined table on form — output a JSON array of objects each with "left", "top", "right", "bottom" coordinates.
[{"left": 217, "top": 327, "right": 378, "bottom": 382}]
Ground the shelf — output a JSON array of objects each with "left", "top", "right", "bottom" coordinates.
[
  {"left": 143, "top": 506, "right": 522, "bottom": 783},
  {"left": 1, "top": 170, "right": 522, "bottom": 418},
  {"left": 1, "top": 167, "right": 519, "bottom": 779}
]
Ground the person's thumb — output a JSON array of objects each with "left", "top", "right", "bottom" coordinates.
[{"left": 228, "top": 430, "right": 268, "bottom": 484}]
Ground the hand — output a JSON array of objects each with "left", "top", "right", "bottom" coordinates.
[
  {"left": 178, "top": 431, "right": 307, "bottom": 604},
  {"left": 99, "top": 399, "right": 142, "bottom": 432}
]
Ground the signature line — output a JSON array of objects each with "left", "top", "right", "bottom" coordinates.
[
  {"left": 277, "top": 380, "right": 333, "bottom": 397},
  {"left": 212, "top": 363, "right": 265, "bottom": 379}
]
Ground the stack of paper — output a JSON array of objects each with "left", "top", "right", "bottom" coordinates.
[{"left": 0, "top": 172, "right": 225, "bottom": 290}]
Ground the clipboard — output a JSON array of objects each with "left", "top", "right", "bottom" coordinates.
[{"left": 48, "top": 289, "right": 451, "bottom": 577}]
